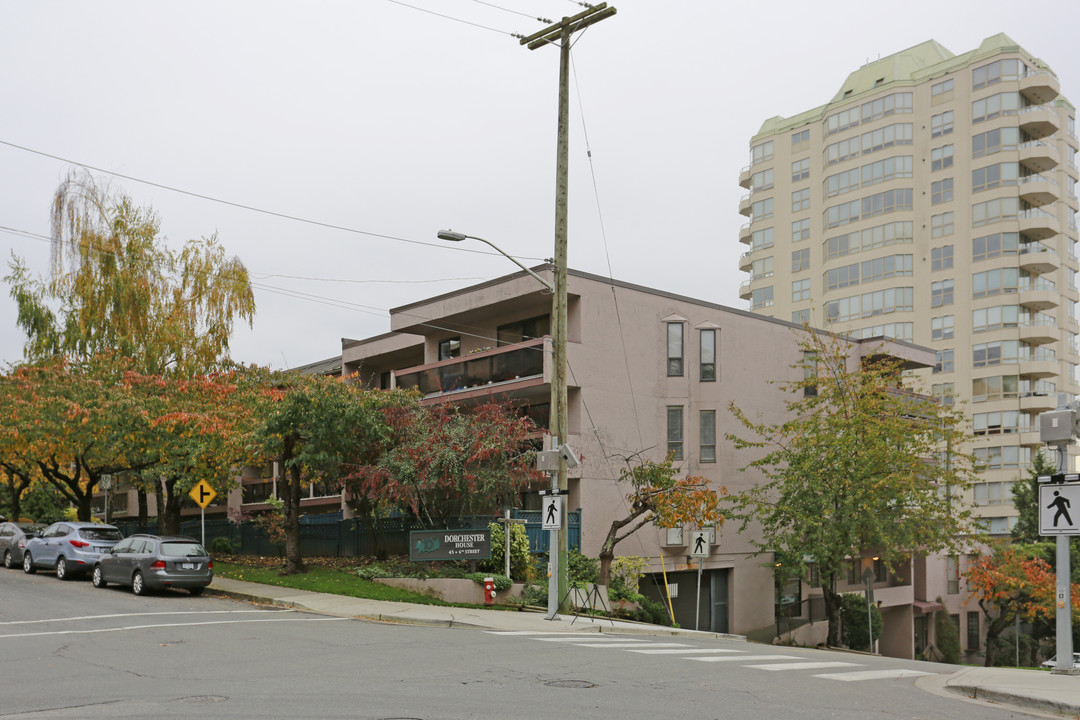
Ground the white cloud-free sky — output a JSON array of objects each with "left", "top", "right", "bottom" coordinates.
[{"left": 1, "top": 1, "right": 1078, "bottom": 370}]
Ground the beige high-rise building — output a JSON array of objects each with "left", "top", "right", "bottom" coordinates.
[{"left": 739, "top": 34, "right": 1080, "bottom": 534}]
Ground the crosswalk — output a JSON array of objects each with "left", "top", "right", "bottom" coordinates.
[{"left": 485, "top": 631, "right": 934, "bottom": 683}]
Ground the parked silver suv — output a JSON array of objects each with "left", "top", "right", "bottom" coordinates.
[
  {"left": 22, "top": 522, "right": 123, "bottom": 579},
  {"left": 92, "top": 534, "right": 213, "bottom": 596}
]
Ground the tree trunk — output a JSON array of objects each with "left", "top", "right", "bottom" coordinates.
[
  {"left": 155, "top": 480, "right": 166, "bottom": 534},
  {"left": 163, "top": 477, "right": 181, "bottom": 535},
  {"left": 283, "top": 461, "right": 304, "bottom": 574},
  {"left": 822, "top": 576, "right": 843, "bottom": 647},
  {"left": 599, "top": 550, "right": 614, "bottom": 588},
  {"left": 137, "top": 488, "right": 149, "bottom": 529},
  {"left": 982, "top": 606, "right": 1012, "bottom": 667}
]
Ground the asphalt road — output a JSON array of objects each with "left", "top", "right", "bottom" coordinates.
[{"left": 0, "top": 568, "right": 1046, "bottom": 719}]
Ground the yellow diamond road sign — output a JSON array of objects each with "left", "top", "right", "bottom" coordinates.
[{"left": 189, "top": 480, "right": 217, "bottom": 509}]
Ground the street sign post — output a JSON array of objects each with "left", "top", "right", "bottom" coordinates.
[
  {"left": 188, "top": 480, "right": 217, "bottom": 547},
  {"left": 689, "top": 531, "right": 710, "bottom": 631}
]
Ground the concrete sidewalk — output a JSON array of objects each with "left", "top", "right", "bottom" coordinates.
[{"left": 209, "top": 576, "right": 1080, "bottom": 718}]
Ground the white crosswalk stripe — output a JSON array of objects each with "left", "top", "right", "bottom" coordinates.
[{"left": 485, "top": 631, "right": 934, "bottom": 682}]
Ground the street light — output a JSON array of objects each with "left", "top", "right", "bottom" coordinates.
[{"left": 438, "top": 228, "right": 569, "bottom": 619}]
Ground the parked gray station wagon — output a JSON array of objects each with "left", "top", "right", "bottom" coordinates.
[
  {"left": 92, "top": 534, "right": 213, "bottom": 596},
  {"left": 0, "top": 522, "right": 47, "bottom": 569},
  {"left": 22, "top": 522, "right": 123, "bottom": 579}
]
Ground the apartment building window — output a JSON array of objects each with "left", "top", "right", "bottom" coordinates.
[
  {"left": 972, "top": 268, "right": 1019, "bottom": 298},
  {"left": 824, "top": 106, "right": 860, "bottom": 135},
  {"left": 973, "top": 411, "right": 1022, "bottom": 436},
  {"left": 973, "top": 197, "right": 1020, "bottom": 226},
  {"left": 862, "top": 188, "right": 912, "bottom": 218},
  {"left": 967, "top": 612, "right": 980, "bottom": 650},
  {"left": 931, "top": 110, "right": 954, "bottom": 137},
  {"left": 497, "top": 315, "right": 550, "bottom": 345},
  {"left": 667, "top": 406, "right": 684, "bottom": 460},
  {"left": 932, "top": 212, "right": 954, "bottom": 239},
  {"left": 792, "top": 128, "right": 810, "bottom": 146},
  {"left": 971, "top": 375, "right": 1020, "bottom": 403},
  {"left": 934, "top": 349, "right": 954, "bottom": 374},
  {"left": 847, "top": 559, "right": 859, "bottom": 585},
  {"left": 974, "top": 446, "right": 1030, "bottom": 470},
  {"left": 973, "top": 232, "right": 1019, "bottom": 261},
  {"left": 972, "top": 59, "right": 1022, "bottom": 90},
  {"left": 861, "top": 155, "right": 913, "bottom": 186},
  {"left": 751, "top": 227, "right": 774, "bottom": 250},
  {"left": 751, "top": 286, "right": 774, "bottom": 310},
  {"left": 931, "top": 77, "right": 954, "bottom": 101},
  {"left": 438, "top": 337, "right": 461, "bottom": 360},
  {"left": 932, "top": 382, "right": 955, "bottom": 407},
  {"left": 931, "top": 279, "right": 954, "bottom": 307},
  {"left": 700, "top": 410, "right": 716, "bottom": 463},
  {"left": 972, "top": 127, "right": 1019, "bottom": 158},
  {"left": 750, "top": 168, "right": 774, "bottom": 192},
  {"left": 972, "top": 92, "right": 1020, "bottom": 123},
  {"left": 792, "top": 218, "right": 811, "bottom": 242},
  {"left": 751, "top": 256, "right": 774, "bottom": 280},
  {"left": 803, "top": 351, "right": 818, "bottom": 397},
  {"left": 792, "top": 309, "right": 811, "bottom": 325},
  {"left": 751, "top": 197, "right": 774, "bottom": 222},
  {"left": 751, "top": 140, "right": 774, "bottom": 165},
  {"left": 860, "top": 123, "right": 913, "bottom": 155},
  {"left": 666, "top": 322, "right": 684, "bottom": 377},
  {"left": 973, "top": 163, "right": 1019, "bottom": 192},
  {"left": 973, "top": 305, "right": 1019, "bottom": 333},
  {"left": 792, "top": 157, "right": 810, "bottom": 182},
  {"left": 825, "top": 199, "right": 861, "bottom": 229},
  {"left": 932, "top": 245, "right": 954, "bottom": 271},
  {"left": 825, "top": 263, "right": 860, "bottom": 291},
  {"left": 825, "top": 137, "right": 861, "bottom": 166},
  {"left": 931, "top": 315, "right": 954, "bottom": 340},
  {"left": 792, "top": 188, "right": 810, "bottom": 212},
  {"left": 947, "top": 556, "right": 960, "bottom": 594},
  {"left": 792, "top": 278, "right": 811, "bottom": 302},
  {"left": 792, "top": 248, "right": 810, "bottom": 272},
  {"left": 861, "top": 92, "right": 913, "bottom": 122},
  {"left": 699, "top": 329, "right": 716, "bottom": 382},
  {"left": 973, "top": 339, "right": 1023, "bottom": 367},
  {"left": 825, "top": 167, "right": 860, "bottom": 198},
  {"left": 931, "top": 178, "right": 954, "bottom": 205},
  {"left": 974, "top": 481, "right": 1016, "bottom": 505},
  {"left": 931, "top": 145, "right": 954, "bottom": 171}
]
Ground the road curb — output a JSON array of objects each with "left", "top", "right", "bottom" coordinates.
[{"left": 944, "top": 683, "right": 1080, "bottom": 718}]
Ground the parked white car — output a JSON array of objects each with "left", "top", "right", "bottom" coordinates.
[{"left": 1041, "top": 653, "right": 1080, "bottom": 668}]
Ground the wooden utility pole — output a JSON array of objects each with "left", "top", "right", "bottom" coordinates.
[{"left": 520, "top": 3, "right": 616, "bottom": 616}]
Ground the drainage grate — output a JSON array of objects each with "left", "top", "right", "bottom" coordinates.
[
  {"left": 176, "top": 696, "right": 229, "bottom": 703},
  {"left": 545, "top": 680, "right": 596, "bottom": 689}
]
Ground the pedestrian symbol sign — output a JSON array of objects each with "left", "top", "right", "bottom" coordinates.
[
  {"left": 188, "top": 480, "right": 217, "bottom": 509},
  {"left": 542, "top": 496, "right": 562, "bottom": 530},
  {"left": 689, "top": 531, "right": 710, "bottom": 558},
  {"left": 1039, "top": 483, "right": 1080, "bottom": 536}
]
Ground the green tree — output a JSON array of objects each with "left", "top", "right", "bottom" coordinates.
[
  {"left": 1012, "top": 450, "right": 1055, "bottom": 544},
  {"left": 596, "top": 456, "right": 724, "bottom": 587},
  {"left": 840, "top": 592, "right": 882, "bottom": 651},
  {"left": 726, "top": 331, "right": 979, "bottom": 647},
  {"left": 934, "top": 602, "right": 961, "bottom": 664}
]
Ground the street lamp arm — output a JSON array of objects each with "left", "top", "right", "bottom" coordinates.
[{"left": 438, "top": 230, "right": 553, "bottom": 292}]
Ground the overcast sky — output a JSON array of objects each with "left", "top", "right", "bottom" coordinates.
[{"left": 2, "top": 1, "right": 1078, "bottom": 371}]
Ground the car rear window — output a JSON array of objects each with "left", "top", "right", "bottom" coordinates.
[
  {"left": 161, "top": 542, "right": 208, "bottom": 558},
  {"left": 79, "top": 528, "right": 123, "bottom": 542}
]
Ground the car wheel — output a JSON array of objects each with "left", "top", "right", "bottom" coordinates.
[
  {"left": 132, "top": 571, "right": 147, "bottom": 596},
  {"left": 92, "top": 566, "right": 107, "bottom": 589},
  {"left": 3, "top": 550, "right": 12, "bottom": 569},
  {"left": 22, "top": 552, "right": 36, "bottom": 574},
  {"left": 189, "top": 587, "right": 204, "bottom": 597},
  {"left": 56, "top": 556, "right": 70, "bottom": 580}
]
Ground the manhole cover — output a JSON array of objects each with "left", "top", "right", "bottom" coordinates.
[
  {"left": 545, "top": 680, "right": 595, "bottom": 689},
  {"left": 176, "top": 696, "right": 229, "bottom": 703}
]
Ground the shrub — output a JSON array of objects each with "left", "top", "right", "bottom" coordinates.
[
  {"left": 210, "top": 537, "right": 235, "bottom": 555},
  {"left": 610, "top": 556, "right": 648, "bottom": 599},
  {"left": 840, "top": 593, "right": 882, "bottom": 651},
  {"left": 934, "top": 601, "right": 961, "bottom": 664},
  {"left": 465, "top": 572, "right": 512, "bottom": 591},
  {"left": 568, "top": 549, "right": 599, "bottom": 589},
  {"left": 479, "top": 522, "right": 532, "bottom": 581}
]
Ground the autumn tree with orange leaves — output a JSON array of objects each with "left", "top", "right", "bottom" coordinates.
[
  {"left": 966, "top": 543, "right": 1080, "bottom": 667},
  {"left": 597, "top": 456, "right": 724, "bottom": 587}
]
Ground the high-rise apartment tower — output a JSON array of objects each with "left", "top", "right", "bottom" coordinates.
[{"left": 739, "top": 34, "right": 1079, "bottom": 534}]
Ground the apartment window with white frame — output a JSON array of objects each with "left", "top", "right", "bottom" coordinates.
[
  {"left": 750, "top": 168, "right": 774, "bottom": 193},
  {"left": 666, "top": 322, "right": 683, "bottom": 377},
  {"left": 931, "top": 178, "right": 954, "bottom": 205},
  {"left": 751, "top": 286, "right": 774, "bottom": 310},
  {"left": 931, "top": 77, "right": 954, "bottom": 102},
  {"left": 792, "top": 278, "right": 811, "bottom": 302},
  {"left": 946, "top": 556, "right": 959, "bottom": 594},
  {"left": 792, "top": 309, "right": 811, "bottom": 325},
  {"left": 972, "top": 197, "right": 1019, "bottom": 226},
  {"left": 932, "top": 382, "right": 955, "bottom": 407},
  {"left": 934, "top": 349, "right": 954, "bottom": 373},
  {"left": 699, "top": 329, "right": 716, "bottom": 382},
  {"left": 751, "top": 256, "right": 774, "bottom": 280},
  {"left": 792, "top": 157, "right": 810, "bottom": 182},
  {"left": 932, "top": 212, "right": 954, "bottom": 238},
  {"left": 792, "top": 218, "right": 810, "bottom": 242},
  {"left": 751, "top": 227, "right": 774, "bottom": 251},
  {"left": 792, "top": 128, "right": 810, "bottom": 146},
  {"left": 751, "top": 197, "right": 774, "bottom": 222},
  {"left": 931, "top": 145, "right": 954, "bottom": 171},
  {"left": 792, "top": 248, "right": 810, "bottom": 272},
  {"left": 973, "top": 127, "right": 1020, "bottom": 158},
  {"left": 699, "top": 410, "right": 716, "bottom": 463},
  {"left": 792, "top": 188, "right": 810, "bottom": 212},
  {"left": 971, "top": 92, "right": 1020, "bottom": 123},
  {"left": 751, "top": 140, "right": 774, "bottom": 165},
  {"left": 932, "top": 245, "right": 954, "bottom": 271},
  {"left": 972, "top": 163, "right": 1019, "bottom": 192},
  {"left": 973, "top": 232, "right": 1018, "bottom": 261},
  {"left": 931, "top": 315, "right": 954, "bottom": 340},
  {"left": 667, "top": 406, "right": 684, "bottom": 460},
  {"left": 931, "top": 110, "right": 953, "bottom": 138},
  {"left": 931, "top": 279, "right": 954, "bottom": 307}
]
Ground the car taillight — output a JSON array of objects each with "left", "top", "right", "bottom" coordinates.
[
  {"left": 69, "top": 540, "right": 90, "bottom": 548},
  {"left": 208, "top": 561, "right": 213, "bottom": 569},
  {"left": 18, "top": 541, "right": 25, "bottom": 549},
  {"left": 151, "top": 560, "right": 166, "bottom": 569}
]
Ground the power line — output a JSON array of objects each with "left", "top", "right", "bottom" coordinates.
[
  {"left": 0, "top": 139, "right": 547, "bottom": 263},
  {"left": 469, "top": 0, "right": 552, "bottom": 23},
  {"left": 386, "top": 0, "right": 523, "bottom": 38}
]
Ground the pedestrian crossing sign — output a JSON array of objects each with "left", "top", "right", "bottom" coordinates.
[
  {"left": 1039, "top": 483, "right": 1080, "bottom": 536},
  {"left": 542, "top": 496, "right": 562, "bottom": 530}
]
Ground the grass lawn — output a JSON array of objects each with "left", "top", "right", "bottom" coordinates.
[{"left": 213, "top": 561, "right": 457, "bottom": 606}]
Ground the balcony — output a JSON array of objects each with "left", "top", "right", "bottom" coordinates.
[
  {"left": 739, "top": 279, "right": 752, "bottom": 300},
  {"left": 738, "top": 193, "right": 753, "bottom": 216},
  {"left": 1018, "top": 318, "right": 1060, "bottom": 344},
  {"left": 1021, "top": 393, "right": 1058, "bottom": 412},
  {"left": 1019, "top": 70, "right": 1060, "bottom": 106},
  {"left": 739, "top": 250, "right": 752, "bottom": 272},
  {"left": 1020, "top": 357, "right": 1059, "bottom": 379},
  {"left": 1018, "top": 278, "right": 1058, "bottom": 311},
  {"left": 1019, "top": 207, "right": 1060, "bottom": 240},
  {"left": 739, "top": 222, "right": 752, "bottom": 244},
  {"left": 1018, "top": 141, "right": 1059, "bottom": 173},
  {"left": 1018, "top": 104, "right": 1059, "bottom": 139},
  {"left": 739, "top": 165, "right": 752, "bottom": 189},
  {"left": 394, "top": 338, "right": 547, "bottom": 400},
  {"left": 1018, "top": 241, "right": 1059, "bottom": 274},
  {"left": 1018, "top": 174, "right": 1059, "bottom": 206}
]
